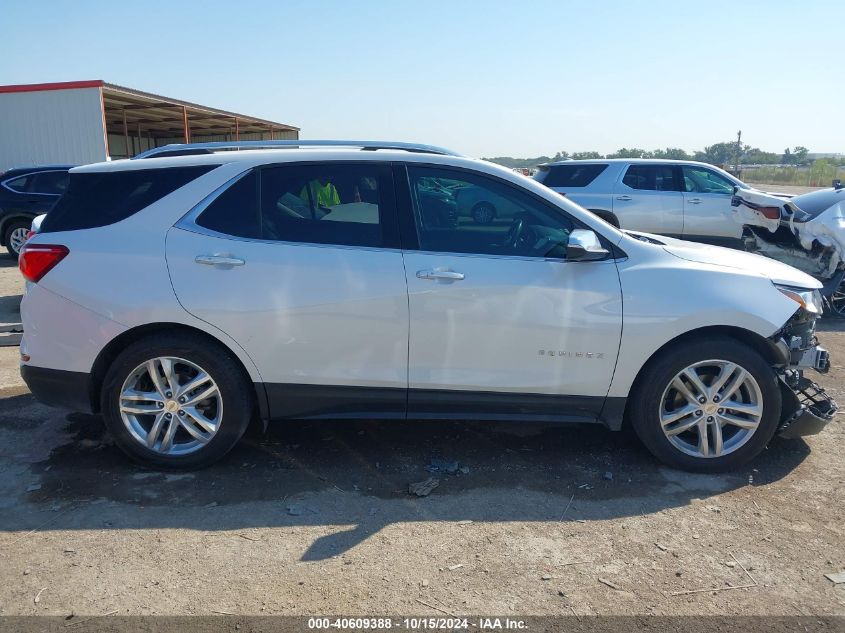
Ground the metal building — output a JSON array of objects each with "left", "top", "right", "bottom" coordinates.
[{"left": 0, "top": 80, "right": 300, "bottom": 171}]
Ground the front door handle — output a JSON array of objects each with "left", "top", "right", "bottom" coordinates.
[
  {"left": 687, "top": 198, "right": 702, "bottom": 204},
  {"left": 416, "top": 269, "right": 465, "bottom": 281},
  {"left": 195, "top": 254, "right": 245, "bottom": 267},
  {"left": 615, "top": 195, "right": 632, "bottom": 201}
]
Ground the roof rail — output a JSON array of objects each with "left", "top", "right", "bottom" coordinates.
[{"left": 132, "top": 140, "right": 462, "bottom": 160}]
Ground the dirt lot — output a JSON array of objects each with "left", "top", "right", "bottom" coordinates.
[{"left": 0, "top": 260, "right": 842, "bottom": 618}]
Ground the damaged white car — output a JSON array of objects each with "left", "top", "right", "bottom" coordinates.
[{"left": 733, "top": 183, "right": 845, "bottom": 316}]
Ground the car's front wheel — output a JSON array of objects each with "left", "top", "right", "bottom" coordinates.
[
  {"left": 629, "top": 336, "right": 781, "bottom": 472},
  {"left": 101, "top": 332, "right": 254, "bottom": 469}
]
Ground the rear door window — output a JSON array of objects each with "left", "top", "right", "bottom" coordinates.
[
  {"left": 195, "top": 171, "right": 261, "bottom": 238},
  {"left": 30, "top": 171, "right": 70, "bottom": 195},
  {"left": 535, "top": 164, "right": 607, "bottom": 188},
  {"left": 258, "top": 163, "right": 395, "bottom": 248},
  {"left": 621, "top": 165, "right": 681, "bottom": 191},
  {"left": 40, "top": 166, "right": 216, "bottom": 232},
  {"left": 4, "top": 175, "right": 31, "bottom": 192},
  {"left": 193, "top": 163, "right": 398, "bottom": 248}
]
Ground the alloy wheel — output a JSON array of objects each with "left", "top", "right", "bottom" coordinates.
[
  {"left": 829, "top": 282, "right": 845, "bottom": 318},
  {"left": 473, "top": 204, "right": 494, "bottom": 224},
  {"left": 659, "top": 359, "right": 763, "bottom": 459},
  {"left": 9, "top": 227, "right": 28, "bottom": 256},
  {"left": 119, "top": 356, "right": 222, "bottom": 455}
]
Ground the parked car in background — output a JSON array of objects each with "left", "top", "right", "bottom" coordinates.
[
  {"left": 733, "top": 183, "right": 845, "bottom": 316},
  {"left": 455, "top": 182, "right": 526, "bottom": 224},
  {"left": 533, "top": 159, "right": 780, "bottom": 248},
  {"left": 0, "top": 166, "right": 73, "bottom": 256},
  {"left": 19, "top": 140, "right": 834, "bottom": 472}
]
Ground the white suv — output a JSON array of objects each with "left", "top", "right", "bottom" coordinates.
[
  {"left": 18, "top": 141, "right": 835, "bottom": 471},
  {"left": 533, "top": 159, "right": 762, "bottom": 248}
]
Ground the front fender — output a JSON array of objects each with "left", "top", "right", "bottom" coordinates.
[{"left": 608, "top": 257, "right": 798, "bottom": 398}]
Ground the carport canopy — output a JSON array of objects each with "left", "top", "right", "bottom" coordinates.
[{"left": 99, "top": 81, "right": 299, "bottom": 157}]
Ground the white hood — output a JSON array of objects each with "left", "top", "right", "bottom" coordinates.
[{"left": 657, "top": 235, "right": 822, "bottom": 289}]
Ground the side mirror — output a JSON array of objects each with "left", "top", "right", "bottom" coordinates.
[{"left": 566, "top": 229, "right": 610, "bottom": 262}]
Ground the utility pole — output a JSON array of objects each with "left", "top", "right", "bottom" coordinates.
[{"left": 734, "top": 130, "right": 742, "bottom": 175}]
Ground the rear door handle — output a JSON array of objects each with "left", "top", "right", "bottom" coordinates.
[
  {"left": 687, "top": 198, "right": 702, "bottom": 204},
  {"left": 615, "top": 195, "right": 632, "bottom": 201},
  {"left": 195, "top": 255, "right": 245, "bottom": 267},
  {"left": 416, "top": 269, "right": 465, "bottom": 281}
]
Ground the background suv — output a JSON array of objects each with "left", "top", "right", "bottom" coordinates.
[
  {"left": 19, "top": 141, "right": 833, "bottom": 472},
  {"left": 0, "top": 165, "right": 72, "bottom": 256},
  {"left": 534, "top": 159, "right": 757, "bottom": 247}
]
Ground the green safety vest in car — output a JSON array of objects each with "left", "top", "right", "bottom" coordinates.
[{"left": 300, "top": 180, "right": 341, "bottom": 207}]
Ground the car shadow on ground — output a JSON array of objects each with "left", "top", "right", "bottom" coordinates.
[{"left": 0, "top": 392, "right": 812, "bottom": 560}]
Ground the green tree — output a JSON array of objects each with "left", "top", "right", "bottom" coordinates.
[
  {"left": 483, "top": 155, "right": 555, "bottom": 168},
  {"left": 607, "top": 148, "right": 650, "bottom": 159},
  {"left": 651, "top": 147, "right": 691, "bottom": 160},
  {"left": 571, "top": 151, "right": 603, "bottom": 160},
  {"left": 792, "top": 146, "right": 809, "bottom": 164},
  {"left": 694, "top": 142, "right": 741, "bottom": 165},
  {"left": 743, "top": 148, "right": 781, "bottom": 165}
]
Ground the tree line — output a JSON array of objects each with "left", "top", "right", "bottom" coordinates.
[{"left": 484, "top": 142, "right": 840, "bottom": 169}]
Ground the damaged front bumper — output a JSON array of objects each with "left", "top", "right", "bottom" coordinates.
[
  {"left": 777, "top": 371, "right": 837, "bottom": 438},
  {"left": 770, "top": 309, "right": 838, "bottom": 438}
]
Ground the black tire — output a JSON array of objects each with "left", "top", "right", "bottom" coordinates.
[
  {"left": 4, "top": 219, "right": 31, "bottom": 257},
  {"left": 101, "top": 332, "right": 254, "bottom": 469},
  {"left": 471, "top": 202, "right": 496, "bottom": 225},
  {"left": 589, "top": 210, "right": 619, "bottom": 228},
  {"left": 629, "top": 336, "right": 781, "bottom": 473}
]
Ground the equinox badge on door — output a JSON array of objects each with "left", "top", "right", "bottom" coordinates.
[{"left": 539, "top": 350, "right": 605, "bottom": 359}]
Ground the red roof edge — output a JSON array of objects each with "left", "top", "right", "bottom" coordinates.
[{"left": 0, "top": 80, "right": 104, "bottom": 94}]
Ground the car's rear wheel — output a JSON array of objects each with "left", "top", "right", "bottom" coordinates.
[
  {"left": 101, "top": 333, "right": 253, "bottom": 469},
  {"left": 629, "top": 336, "right": 781, "bottom": 472},
  {"left": 5, "top": 220, "right": 31, "bottom": 257},
  {"left": 471, "top": 202, "right": 496, "bottom": 224}
]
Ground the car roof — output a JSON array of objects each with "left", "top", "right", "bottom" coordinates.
[
  {"left": 541, "top": 158, "right": 717, "bottom": 167},
  {"left": 70, "top": 148, "right": 499, "bottom": 174},
  {"left": 2, "top": 165, "right": 75, "bottom": 178}
]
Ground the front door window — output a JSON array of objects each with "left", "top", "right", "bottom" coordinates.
[{"left": 407, "top": 165, "right": 575, "bottom": 259}]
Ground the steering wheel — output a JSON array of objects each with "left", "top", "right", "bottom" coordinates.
[{"left": 504, "top": 218, "right": 525, "bottom": 248}]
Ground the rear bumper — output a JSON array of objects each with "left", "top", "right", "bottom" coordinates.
[{"left": 21, "top": 364, "right": 94, "bottom": 414}]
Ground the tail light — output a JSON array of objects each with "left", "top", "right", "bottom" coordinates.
[
  {"left": 19, "top": 244, "right": 69, "bottom": 283},
  {"left": 758, "top": 207, "right": 781, "bottom": 220}
]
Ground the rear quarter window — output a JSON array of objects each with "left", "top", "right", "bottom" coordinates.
[
  {"left": 534, "top": 164, "right": 608, "bottom": 188},
  {"left": 40, "top": 166, "right": 216, "bottom": 233}
]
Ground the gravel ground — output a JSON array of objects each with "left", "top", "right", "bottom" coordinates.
[{"left": 0, "top": 263, "right": 842, "bottom": 618}]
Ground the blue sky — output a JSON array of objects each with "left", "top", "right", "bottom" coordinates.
[{"left": 1, "top": 0, "right": 840, "bottom": 157}]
